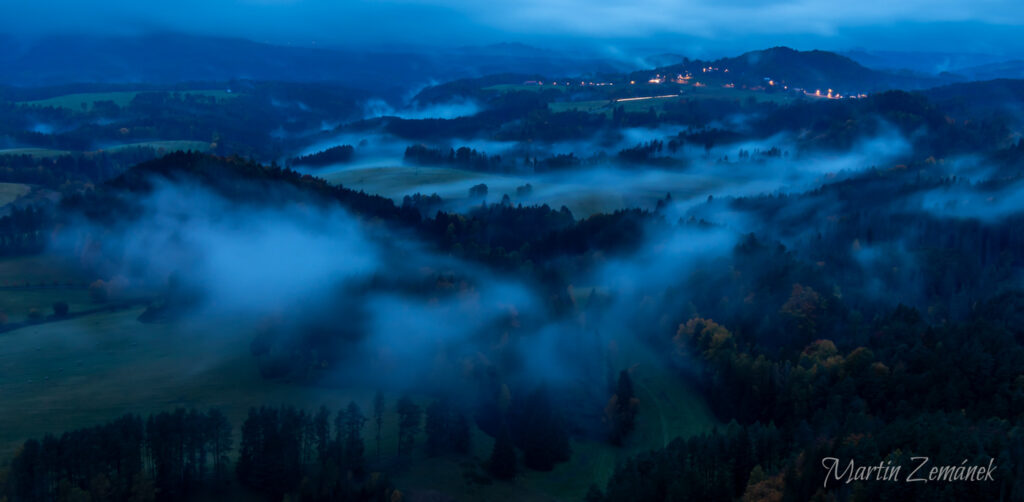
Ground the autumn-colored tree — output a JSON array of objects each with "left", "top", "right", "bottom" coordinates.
[
  {"left": 741, "top": 467, "right": 784, "bottom": 502},
  {"left": 89, "top": 279, "right": 109, "bottom": 303},
  {"left": 674, "top": 317, "right": 735, "bottom": 361},
  {"left": 780, "top": 284, "right": 822, "bottom": 337}
]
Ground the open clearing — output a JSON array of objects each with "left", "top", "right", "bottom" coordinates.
[
  {"left": 0, "top": 308, "right": 384, "bottom": 461},
  {"left": 19, "top": 90, "right": 239, "bottom": 112},
  {"left": 0, "top": 183, "right": 31, "bottom": 206}
]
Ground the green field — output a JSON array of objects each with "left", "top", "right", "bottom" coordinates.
[
  {"left": 0, "top": 307, "right": 383, "bottom": 461},
  {"left": 0, "top": 287, "right": 94, "bottom": 323},
  {"left": 0, "top": 306, "right": 712, "bottom": 500},
  {"left": 0, "top": 256, "right": 90, "bottom": 286},
  {"left": 20, "top": 90, "right": 238, "bottom": 112},
  {"left": 0, "top": 183, "right": 31, "bottom": 206},
  {"left": 0, "top": 254, "right": 715, "bottom": 500}
]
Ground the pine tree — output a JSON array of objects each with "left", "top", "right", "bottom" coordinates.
[
  {"left": 425, "top": 398, "right": 472, "bottom": 457},
  {"left": 373, "top": 391, "right": 385, "bottom": 461},
  {"left": 314, "top": 405, "right": 331, "bottom": 465},
  {"left": 207, "top": 409, "right": 233, "bottom": 487},
  {"left": 425, "top": 399, "right": 447, "bottom": 457},
  {"left": 518, "top": 387, "right": 571, "bottom": 471},
  {"left": 607, "top": 370, "right": 639, "bottom": 445},
  {"left": 487, "top": 423, "right": 516, "bottom": 480},
  {"left": 396, "top": 396, "right": 421, "bottom": 458},
  {"left": 340, "top": 402, "right": 366, "bottom": 475}
]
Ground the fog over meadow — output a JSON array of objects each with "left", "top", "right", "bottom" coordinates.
[
  {"left": 293, "top": 117, "right": 916, "bottom": 217},
  {"left": 42, "top": 109, "right": 1014, "bottom": 405},
  {"left": 44, "top": 174, "right": 738, "bottom": 417}
]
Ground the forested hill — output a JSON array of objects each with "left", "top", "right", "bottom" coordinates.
[
  {"left": 67, "top": 151, "right": 653, "bottom": 272},
  {"left": 625, "top": 47, "right": 954, "bottom": 94}
]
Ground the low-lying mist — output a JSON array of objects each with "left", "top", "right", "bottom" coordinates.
[
  {"left": 48, "top": 174, "right": 737, "bottom": 425},
  {"left": 295, "top": 126, "right": 915, "bottom": 217}
]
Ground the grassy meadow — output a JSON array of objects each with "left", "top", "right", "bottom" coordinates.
[
  {"left": 0, "top": 183, "right": 31, "bottom": 206},
  {"left": 0, "top": 253, "right": 714, "bottom": 501}
]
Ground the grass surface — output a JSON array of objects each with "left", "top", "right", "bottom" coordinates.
[
  {"left": 0, "top": 183, "right": 31, "bottom": 206},
  {"left": 0, "top": 288, "right": 93, "bottom": 323},
  {"left": 0, "top": 308, "right": 383, "bottom": 460},
  {"left": 0, "top": 242, "right": 714, "bottom": 501},
  {"left": 0, "top": 305, "right": 713, "bottom": 500},
  {"left": 0, "top": 256, "right": 90, "bottom": 286}
]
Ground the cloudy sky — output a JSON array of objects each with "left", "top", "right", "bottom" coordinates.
[{"left": 2, "top": 0, "right": 1023, "bottom": 56}]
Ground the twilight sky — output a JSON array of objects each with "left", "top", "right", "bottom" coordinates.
[{"left": 2, "top": 0, "right": 1023, "bottom": 56}]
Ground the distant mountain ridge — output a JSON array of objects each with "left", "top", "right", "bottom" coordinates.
[
  {"left": 0, "top": 35, "right": 1008, "bottom": 97},
  {"left": 0, "top": 33, "right": 625, "bottom": 94}
]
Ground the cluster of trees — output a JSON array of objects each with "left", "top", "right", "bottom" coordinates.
[
  {"left": 400, "top": 192, "right": 444, "bottom": 217},
  {"left": 473, "top": 384, "right": 573, "bottom": 479},
  {"left": 589, "top": 422, "right": 786, "bottom": 502},
  {"left": 665, "top": 128, "right": 755, "bottom": 156},
  {"left": 5, "top": 409, "right": 231, "bottom": 502},
  {"left": 424, "top": 398, "right": 472, "bottom": 457},
  {"left": 288, "top": 145, "right": 355, "bottom": 167},
  {"left": 403, "top": 144, "right": 505, "bottom": 172},
  {"left": 586, "top": 219, "right": 1024, "bottom": 502},
  {"left": 0, "top": 206, "right": 49, "bottom": 256},
  {"left": 617, "top": 140, "right": 674, "bottom": 165},
  {"left": 235, "top": 404, "right": 392, "bottom": 501},
  {"left": 4, "top": 399, "right": 454, "bottom": 502},
  {"left": 754, "top": 90, "right": 1012, "bottom": 155},
  {"left": 587, "top": 281, "right": 1024, "bottom": 501},
  {"left": 0, "top": 149, "right": 165, "bottom": 190}
]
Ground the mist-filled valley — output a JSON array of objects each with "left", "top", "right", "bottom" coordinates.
[{"left": 1, "top": 22, "right": 1024, "bottom": 502}]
